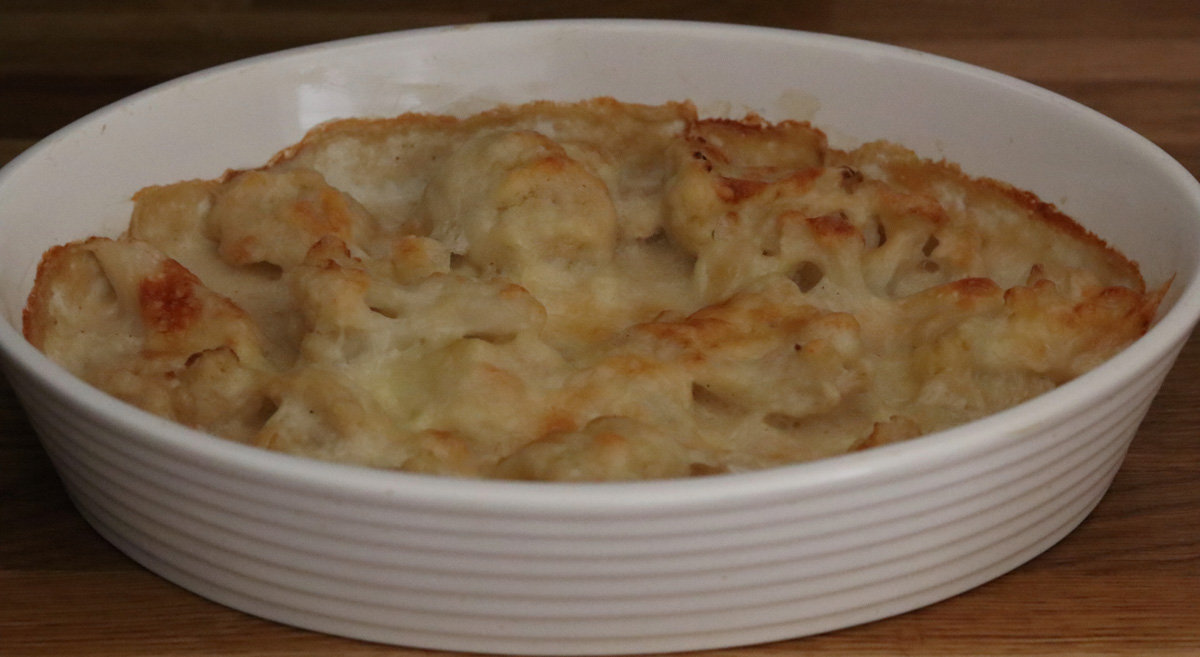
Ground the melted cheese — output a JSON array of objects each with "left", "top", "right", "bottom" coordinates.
[{"left": 23, "top": 99, "right": 1164, "bottom": 480}]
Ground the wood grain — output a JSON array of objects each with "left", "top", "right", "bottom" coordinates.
[{"left": 2, "top": 1, "right": 1199, "bottom": 655}]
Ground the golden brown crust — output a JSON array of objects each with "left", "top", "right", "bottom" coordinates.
[
  {"left": 23, "top": 243, "right": 75, "bottom": 349},
  {"left": 138, "top": 259, "right": 204, "bottom": 334}
]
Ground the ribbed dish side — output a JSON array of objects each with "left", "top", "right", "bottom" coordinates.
[{"left": 48, "top": 429, "right": 1133, "bottom": 656}]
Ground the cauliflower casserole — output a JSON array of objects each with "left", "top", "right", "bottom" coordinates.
[{"left": 23, "top": 99, "right": 1163, "bottom": 481}]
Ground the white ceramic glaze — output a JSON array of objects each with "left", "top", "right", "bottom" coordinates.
[{"left": 1, "top": 20, "right": 1199, "bottom": 655}]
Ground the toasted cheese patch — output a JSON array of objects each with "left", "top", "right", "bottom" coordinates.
[{"left": 24, "top": 98, "right": 1164, "bottom": 480}]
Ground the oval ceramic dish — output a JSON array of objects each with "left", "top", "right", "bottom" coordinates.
[{"left": 1, "top": 20, "right": 1199, "bottom": 656}]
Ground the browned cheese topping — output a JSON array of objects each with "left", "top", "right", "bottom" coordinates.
[{"left": 23, "top": 99, "right": 1164, "bottom": 480}]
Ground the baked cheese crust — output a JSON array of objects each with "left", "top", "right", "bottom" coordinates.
[{"left": 24, "top": 98, "right": 1164, "bottom": 480}]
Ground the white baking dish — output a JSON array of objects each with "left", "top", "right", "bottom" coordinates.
[{"left": 1, "top": 20, "right": 1198, "bottom": 655}]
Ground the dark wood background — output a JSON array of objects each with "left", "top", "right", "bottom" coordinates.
[{"left": 2, "top": 1, "right": 1199, "bottom": 655}]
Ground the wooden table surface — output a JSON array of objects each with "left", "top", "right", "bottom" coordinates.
[{"left": 2, "top": 1, "right": 1199, "bottom": 655}]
